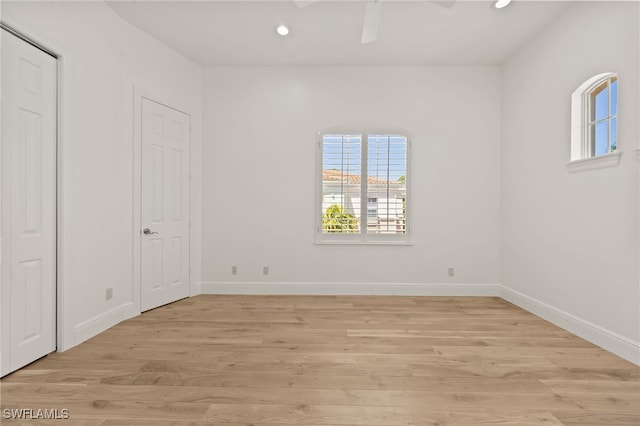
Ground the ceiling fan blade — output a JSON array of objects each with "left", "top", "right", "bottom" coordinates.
[
  {"left": 429, "top": 0, "right": 456, "bottom": 9},
  {"left": 361, "top": 0, "right": 382, "bottom": 44},
  {"left": 294, "top": 0, "right": 320, "bottom": 7}
]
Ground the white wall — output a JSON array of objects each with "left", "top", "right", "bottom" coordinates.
[
  {"left": 202, "top": 66, "right": 501, "bottom": 292},
  {"left": 2, "top": 1, "right": 203, "bottom": 350},
  {"left": 501, "top": 1, "right": 639, "bottom": 362}
]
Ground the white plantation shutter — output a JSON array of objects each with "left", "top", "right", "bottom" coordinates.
[
  {"left": 367, "top": 135, "right": 407, "bottom": 236},
  {"left": 319, "top": 131, "right": 409, "bottom": 243},
  {"left": 321, "top": 135, "right": 362, "bottom": 237}
]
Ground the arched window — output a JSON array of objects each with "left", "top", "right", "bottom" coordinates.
[{"left": 571, "top": 73, "right": 618, "bottom": 161}]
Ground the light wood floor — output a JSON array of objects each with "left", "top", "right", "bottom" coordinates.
[{"left": 1, "top": 295, "right": 639, "bottom": 425}]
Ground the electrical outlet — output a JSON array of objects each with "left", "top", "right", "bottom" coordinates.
[
  {"left": 231, "top": 266, "right": 238, "bottom": 275},
  {"left": 448, "top": 267, "right": 455, "bottom": 277},
  {"left": 105, "top": 287, "right": 113, "bottom": 300},
  {"left": 263, "top": 266, "right": 269, "bottom": 276}
]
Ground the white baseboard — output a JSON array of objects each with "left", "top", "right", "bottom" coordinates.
[
  {"left": 190, "top": 280, "right": 202, "bottom": 297},
  {"left": 74, "top": 302, "right": 138, "bottom": 345},
  {"left": 500, "top": 285, "right": 640, "bottom": 366},
  {"left": 200, "top": 281, "right": 500, "bottom": 297}
]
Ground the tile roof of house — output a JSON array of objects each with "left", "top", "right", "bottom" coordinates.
[{"left": 322, "top": 169, "right": 400, "bottom": 185}]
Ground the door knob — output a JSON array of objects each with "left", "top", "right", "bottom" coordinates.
[{"left": 143, "top": 228, "right": 158, "bottom": 235}]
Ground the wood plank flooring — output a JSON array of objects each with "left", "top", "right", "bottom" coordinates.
[{"left": 1, "top": 295, "right": 639, "bottom": 425}]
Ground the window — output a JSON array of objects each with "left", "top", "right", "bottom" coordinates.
[
  {"left": 318, "top": 130, "right": 409, "bottom": 243},
  {"left": 586, "top": 75, "right": 617, "bottom": 156},
  {"left": 571, "top": 73, "right": 619, "bottom": 163},
  {"left": 367, "top": 197, "right": 378, "bottom": 218}
]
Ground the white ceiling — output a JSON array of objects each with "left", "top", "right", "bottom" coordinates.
[{"left": 107, "top": 0, "right": 574, "bottom": 66}]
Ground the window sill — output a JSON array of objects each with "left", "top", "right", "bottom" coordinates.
[
  {"left": 566, "top": 152, "right": 623, "bottom": 173},
  {"left": 315, "top": 240, "right": 413, "bottom": 246}
]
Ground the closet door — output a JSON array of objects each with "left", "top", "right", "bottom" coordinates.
[{"left": 1, "top": 29, "right": 57, "bottom": 376}]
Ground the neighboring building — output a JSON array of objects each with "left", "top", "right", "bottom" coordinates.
[{"left": 322, "top": 169, "right": 406, "bottom": 234}]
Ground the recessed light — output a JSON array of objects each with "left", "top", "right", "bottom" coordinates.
[
  {"left": 276, "top": 24, "right": 289, "bottom": 36},
  {"left": 494, "top": 0, "right": 512, "bottom": 9}
]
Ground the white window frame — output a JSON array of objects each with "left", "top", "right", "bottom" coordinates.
[
  {"left": 315, "top": 127, "right": 411, "bottom": 245},
  {"left": 584, "top": 75, "right": 617, "bottom": 157},
  {"left": 569, "top": 72, "right": 622, "bottom": 171}
]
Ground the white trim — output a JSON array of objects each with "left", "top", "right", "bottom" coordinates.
[
  {"left": 132, "top": 88, "right": 143, "bottom": 313},
  {"left": 74, "top": 302, "right": 137, "bottom": 344},
  {"left": 201, "top": 281, "right": 500, "bottom": 297},
  {"left": 55, "top": 50, "right": 69, "bottom": 351},
  {"left": 571, "top": 72, "right": 617, "bottom": 161},
  {"left": 315, "top": 240, "right": 413, "bottom": 246},
  {"left": 500, "top": 285, "right": 640, "bottom": 366},
  {"left": 566, "top": 151, "right": 622, "bottom": 173},
  {"left": 190, "top": 281, "right": 202, "bottom": 297}
]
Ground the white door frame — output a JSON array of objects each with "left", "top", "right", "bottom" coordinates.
[
  {"left": 0, "top": 23, "right": 68, "bottom": 367},
  {"left": 132, "top": 88, "right": 192, "bottom": 312}
]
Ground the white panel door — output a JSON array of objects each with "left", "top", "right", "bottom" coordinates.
[
  {"left": 1, "top": 29, "right": 57, "bottom": 376},
  {"left": 141, "top": 98, "right": 190, "bottom": 311}
]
